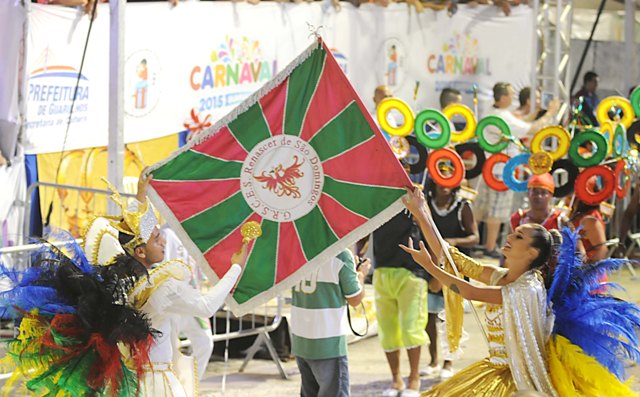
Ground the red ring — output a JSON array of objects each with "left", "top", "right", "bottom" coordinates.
[
  {"left": 574, "top": 166, "right": 615, "bottom": 206},
  {"left": 482, "top": 153, "right": 510, "bottom": 192},
  {"left": 426, "top": 148, "right": 465, "bottom": 189},
  {"left": 615, "top": 160, "right": 631, "bottom": 199}
]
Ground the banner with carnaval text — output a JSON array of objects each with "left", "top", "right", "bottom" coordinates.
[{"left": 16, "top": 2, "right": 533, "bottom": 155}]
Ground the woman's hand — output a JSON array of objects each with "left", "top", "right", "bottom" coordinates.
[
  {"left": 400, "top": 238, "right": 437, "bottom": 273},
  {"left": 402, "top": 186, "right": 428, "bottom": 219}
]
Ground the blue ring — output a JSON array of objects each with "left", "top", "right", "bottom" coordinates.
[{"left": 502, "top": 153, "right": 530, "bottom": 192}]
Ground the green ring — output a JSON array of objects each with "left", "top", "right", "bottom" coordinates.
[
  {"left": 414, "top": 109, "right": 451, "bottom": 149},
  {"left": 568, "top": 129, "right": 609, "bottom": 167},
  {"left": 631, "top": 86, "right": 640, "bottom": 119},
  {"left": 613, "top": 124, "right": 626, "bottom": 157},
  {"left": 476, "top": 115, "right": 512, "bottom": 154}
]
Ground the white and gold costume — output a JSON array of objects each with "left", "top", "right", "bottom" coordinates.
[{"left": 83, "top": 189, "right": 242, "bottom": 397}]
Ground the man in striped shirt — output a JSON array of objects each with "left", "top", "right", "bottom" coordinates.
[{"left": 291, "top": 249, "right": 370, "bottom": 397}]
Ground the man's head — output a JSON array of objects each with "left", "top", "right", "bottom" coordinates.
[
  {"left": 493, "top": 82, "right": 513, "bottom": 108},
  {"left": 583, "top": 71, "right": 599, "bottom": 94},
  {"left": 119, "top": 226, "right": 166, "bottom": 268},
  {"left": 373, "top": 85, "right": 392, "bottom": 107},
  {"left": 527, "top": 173, "right": 555, "bottom": 212},
  {"left": 439, "top": 87, "right": 462, "bottom": 110},
  {"left": 518, "top": 87, "right": 541, "bottom": 110}
]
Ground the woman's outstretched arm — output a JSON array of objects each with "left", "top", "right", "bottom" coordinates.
[{"left": 400, "top": 238, "right": 503, "bottom": 305}]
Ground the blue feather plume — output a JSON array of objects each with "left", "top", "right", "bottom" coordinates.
[{"left": 549, "top": 227, "right": 640, "bottom": 380}]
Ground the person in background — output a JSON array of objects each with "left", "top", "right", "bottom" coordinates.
[
  {"left": 570, "top": 195, "right": 608, "bottom": 263},
  {"left": 291, "top": 250, "right": 370, "bottom": 397},
  {"left": 572, "top": 71, "right": 600, "bottom": 126},
  {"left": 371, "top": 163, "right": 429, "bottom": 397},
  {"left": 512, "top": 87, "right": 543, "bottom": 122},
  {"left": 421, "top": 172, "right": 478, "bottom": 380},
  {"left": 510, "top": 173, "right": 566, "bottom": 232},
  {"left": 474, "top": 82, "right": 560, "bottom": 258}
]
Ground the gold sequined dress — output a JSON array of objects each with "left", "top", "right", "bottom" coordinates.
[{"left": 423, "top": 248, "right": 557, "bottom": 397}]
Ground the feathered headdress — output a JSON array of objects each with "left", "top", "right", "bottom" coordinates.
[{"left": 0, "top": 235, "right": 155, "bottom": 396}]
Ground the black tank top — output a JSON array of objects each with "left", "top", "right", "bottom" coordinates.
[{"left": 427, "top": 197, "right": 472, "bottom": 256}]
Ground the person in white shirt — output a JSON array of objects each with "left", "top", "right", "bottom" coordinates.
[
  {"left": 93, "top": 173, "right": 248, "bottom": 397},
  {"left": 474, "top": 82, "right": 559, "bottom": 258}
]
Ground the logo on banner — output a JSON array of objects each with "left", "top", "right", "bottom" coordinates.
[
  {"left": 240, "top": 135, "right": 323, "bottom": 222},
  {"left": 330, "top": 48, "right": 348, "bottom": 75},
  {"left": 427, "top": 32, "right": 491, "bottom": 76},
  {"left": 190, "top": 35, "right": 278, "bottom": 113},
  {"left": 378, "top": 38, "right": 405, "bottom": 89},
  {"left": 125, "top": 50, "right": 162, "bottom": 117},
  {"left": 25, "top": 49, "right": 90, "bottom": 130}
]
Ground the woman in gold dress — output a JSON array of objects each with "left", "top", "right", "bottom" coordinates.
[{"left": 401, "top": 187, "right": 560, "bottom": 397}]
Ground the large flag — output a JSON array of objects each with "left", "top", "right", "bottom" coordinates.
[{"left": 147, "top": 38, "right": 412, "bottom": 315}]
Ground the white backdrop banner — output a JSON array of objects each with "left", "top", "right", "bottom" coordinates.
[{"left": 19, "top": 2, "right": 533, "bottom": 154}]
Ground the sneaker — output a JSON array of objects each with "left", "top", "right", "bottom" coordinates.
[
  {"left": 440, "top": 368, "right": 454, "bottom": 380},
  {"left": 484, "top": 249, "right": 502, "bottom": 259},
  {"left": 419, "top": 365, "right": 440, "bottom": 377}
]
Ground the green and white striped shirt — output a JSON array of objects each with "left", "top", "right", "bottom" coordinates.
[{"left": 291, "top": 250, "right": 361, "bottom": 360}]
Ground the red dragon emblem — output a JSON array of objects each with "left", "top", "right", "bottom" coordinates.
[{"left": 253, "top": 156, "right": 305, "bottom": 198}]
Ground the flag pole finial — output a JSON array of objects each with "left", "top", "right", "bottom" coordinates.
[{"left": 306, "top": 22, "right": 324, "bottom": 43}]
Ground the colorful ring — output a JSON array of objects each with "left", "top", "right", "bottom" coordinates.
[
  {"left": 530, "top": 126, "right": 570, "bottom": 161},
  {"left": 405, "top": 135, "right": 428, "bottom": 174},
  {"left": 551, "top": 159, "right": 579, "bottom": 198},
  {"left": 415, "top": 109, "right": 452, "bottom": 149},
  {"left": 596, "top": 96, "right": 634, "bottom": 129},
  {"left": 615, "top": 159, "right": 631, "bottom": 200},
  {"left": 631, "top": 86, "right": 640, "bottom": 119},
  {"left": 613, "top": 124, "right": 627, "bottom": 158},
  {"left": 377, "top": 97, "right": 415, "bottom": 137},
  {"left": 477, "top": 115, "right": 512, "bottom": 154},
  {"left": 482, "top": 153, "right": 510, "bottom": 192},
  {"left": 455, "top": 142, "right": 486, "bottom": 180},
  {"left": 627, "top": 120, "right": 640, "bottom": 146},
  {"left": 599, "top": 121, "right": 615, "bottom": 157},
  {"left": 427, "top": 148, "right": 465, "bottom": 189},
  {"left": 502, "top": 153, "right": 531, "bottom": 193},
  {"left": 574, "top": 165, "right": 615, "bottom": 206},
  {"left": 568, "top": 129, "right": 608, "bottom": 167},
  {"left": 442, "top": 103, "right": 477, "bottom": 143}
]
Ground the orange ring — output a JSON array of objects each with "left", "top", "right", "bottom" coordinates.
[
  {"left": 574, "top": 166, "right": 615, "bottom": 206},
  {"left": 615, "top": 160, "right": 631, "bottom": 199},
  {"left": 482, "top": 153, "right": 510, "bottom": 192},
  {"left": 426, "top": 148, "right": 465, "bottom": 189}
]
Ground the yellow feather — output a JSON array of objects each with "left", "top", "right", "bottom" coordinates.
[
  {"left": 548, "top": 337, "right": 580, "bottom": 396},
  {"left": 549, "top": 335, "right": 638, "bottom": 397}
]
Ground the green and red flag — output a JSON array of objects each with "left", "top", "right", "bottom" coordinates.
[{"left": 147, "top": 39, "right": 412, "bottom": 315}]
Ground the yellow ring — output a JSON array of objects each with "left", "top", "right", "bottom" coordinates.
[
  {"left": 376, "top": 97, "right": 415, "bottom": 137},
  {"left": 599, "top": 120, "right": 615, "bottom": 157},
  {"left": 442, "top": 103, "right": 477, "bottom": 143},
  {"left": 530, "top": 125, "right": 570, "bottom": 161},
  {"left": 596, "top": 96, "right": 634, "bottom": 129}
]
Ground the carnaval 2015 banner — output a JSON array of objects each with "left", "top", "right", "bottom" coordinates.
[{"left": 21, "top": 2, "right": 533, "bottom": 154}]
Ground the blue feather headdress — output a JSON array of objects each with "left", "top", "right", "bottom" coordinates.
[{"left": 549, "top": 227, "right": 640, "bottom": 380}]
